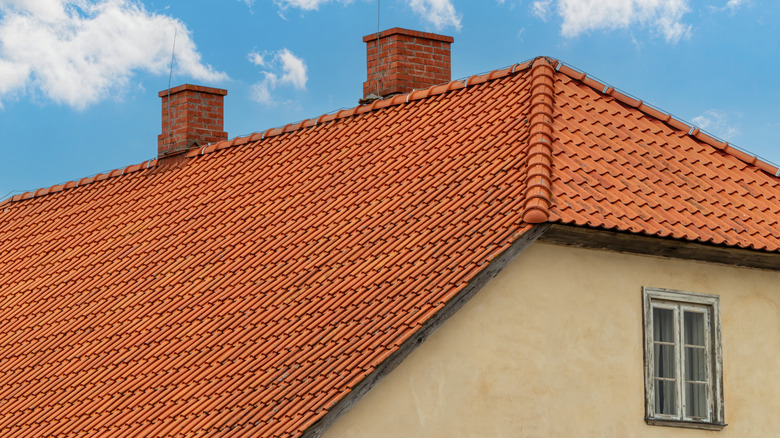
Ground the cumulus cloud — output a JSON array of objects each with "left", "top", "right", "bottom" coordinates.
[
  {"left": 533, "top": 0, "right": 691, "bottom": 43},
  {"left": 249, "top": 49, "right": 308, "bottom": 105},
  {"left": 0, "top": 0, "right": 226, "bottom": 109},
  {"left": 407, "top": 0, "right": 462, "bottom": 30},
  {"left": 693, "top": 110, "right": 739, "bottom": 140}
]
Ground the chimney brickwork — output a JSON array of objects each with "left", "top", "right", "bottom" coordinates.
[
  {"left": 158, "top": 84, "right": 228, "bottom": 158},
  {"left": 363, "top": 28, "right": 453, "bottom": 99}
]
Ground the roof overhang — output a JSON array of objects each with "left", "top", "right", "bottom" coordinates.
[{"left": 538, "top": 224, "right": 780, "bottom": 271}]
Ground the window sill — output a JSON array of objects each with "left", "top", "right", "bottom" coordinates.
[{"left": 646, "top": 418, "right": 726, "bottom": 431}]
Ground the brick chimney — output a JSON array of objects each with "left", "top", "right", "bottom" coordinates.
[
  {"left": 363, "top": 28, "right": 453, "bottom": 100},
  {"left": 158, "top": 84, "right": 228, "bottom": 157}
]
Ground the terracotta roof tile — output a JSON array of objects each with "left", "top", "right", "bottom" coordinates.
[
  {"left": 0, "top": 56, "right": 778, "bottom": 436},
  {"left": 549, "top": 78, "right": 778, "bottom": 249}
]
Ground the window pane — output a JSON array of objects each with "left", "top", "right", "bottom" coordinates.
[
  {"left": 685, "top": 347, "right": 706, "bottom": 382},
  {"left": 686, "top": 382, "right": 708, "bottom": 418},
  {"left": 654, "top": 344, "right": 675, "bottom": 378},
  {"left": 684, "top": 311, "right": 705, "bottom": 346},
  {"left": 644, "top": 288, "right": 722, "bottom": 425},
  {"left": 653, "top": 307, "right": 674, "bottom": 342},
  {"left": 655, "top": 379, "right": 676, "bottom": 415}
]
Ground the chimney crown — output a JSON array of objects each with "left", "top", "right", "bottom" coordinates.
[
  {"left": 158, "top": 84, "right": 228, "bottom": 158},
  {"left": 363, "top": 28, "right": 453, "bottom": 100}
]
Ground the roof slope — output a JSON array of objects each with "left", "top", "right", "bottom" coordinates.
[
  {"left": 0, "top": 67, "right": 537, "bottom": 436},
  {"left": 0, "top": 58, "right": 778, "bottom": 437},
  {"left": 549, "top": 68, "right": 780, "bottom": 251}
]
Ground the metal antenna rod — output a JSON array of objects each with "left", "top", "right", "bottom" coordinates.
[
  {"left": 166, "top": 28, "right": 178, "bottom": 150},
  {"left": 168, "top": 28, "right": 177, "bottom": 91}
]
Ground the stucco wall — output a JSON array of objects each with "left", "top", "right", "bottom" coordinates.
[{"left": 322, "top": 242, "right": 780, "bottom": 437}]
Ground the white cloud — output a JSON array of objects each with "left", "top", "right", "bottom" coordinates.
[
  {"left": 532, "top": 0, "right": 553, "bottom": 20},
  {"left": 274, "top": 0, "right": 353, "bottom": 10},
  {"left": 693, "top": 110, "right": 739, "bottom": 140},
  {"left": 708, "top": 0, "right": 748, "bottom": 13},
  {"left": 248, "top": 51, "right": 266, "bottom": 67},
  {"left": 0, "top": 59, "right": 29, "bottom": 99},
  {"left": 0, "top": 0, "right": 226, "bottom": 109},
  {"left": 407, "top": 0, "right": 462, "bottom": 30},
  {"left": 278, "top": 49, "right": 307, "bottom": 89},
  {"left": 249, "top": 48, "right": 308, "bottom": 105},
  {"left": 250, "top": 72, "right": 277, "bottom": 105},
  {"left": 535, "top": 0, "right": 691, "bottom": 43},
  {"left": 726, "top": 0, "right": 746, "bottom": 11}
]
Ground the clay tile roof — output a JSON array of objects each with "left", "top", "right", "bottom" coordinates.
[
  {"left": 552, "top": 63, "right": 780, "bottom": 251},
  {"left": 0, "top": 57, "right": 778, "bottom": 437}
]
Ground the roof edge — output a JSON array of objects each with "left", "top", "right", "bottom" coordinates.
[{"left": 556, "top": 63, "right": 780, "bottom": 178}]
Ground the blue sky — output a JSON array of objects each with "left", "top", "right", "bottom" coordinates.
[{"left": 1, "top": 0, "right": 778, "bottom": 198}]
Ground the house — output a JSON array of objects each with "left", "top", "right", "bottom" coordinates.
[{"left": 0, "top": 27, "right": 778, "bottom": 437}]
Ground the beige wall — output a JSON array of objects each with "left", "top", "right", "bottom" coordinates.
[{"left": 323, "top": 242, "right": 780, "bottom": 437}]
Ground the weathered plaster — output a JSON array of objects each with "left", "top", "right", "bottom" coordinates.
[{"left": 322, "top": 242, "right": 780, "bottom": 437}]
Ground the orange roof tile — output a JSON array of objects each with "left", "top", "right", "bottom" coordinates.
[
  {"left": 0, "top": 57, "right": 778, "bottom": 437},
  {"left": 551, "top": 64, "right": 780, "bottom": 251}
]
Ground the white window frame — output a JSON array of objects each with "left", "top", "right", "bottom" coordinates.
[{"left": 643, "top": 287, "right": 725, "bottom": 430}]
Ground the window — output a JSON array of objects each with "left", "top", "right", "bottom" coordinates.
[{"left": 643, "top": 287, "right": 725, "bottom": 430}]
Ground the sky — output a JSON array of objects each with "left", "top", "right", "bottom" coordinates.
[{"left": 1, "top": 0, "right": 778, "bottom": 198}]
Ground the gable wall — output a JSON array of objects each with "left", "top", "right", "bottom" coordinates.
[{"left": 322, "top": 242, "right": 780, "bottom": 437}]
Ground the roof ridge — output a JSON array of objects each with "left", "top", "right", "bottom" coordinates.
[
  {"left": 1, "top": 59, "right": 542, "bottom": 206},
  {"left": 10, "top": 55, "right": 773, "bottom": 208},
  {"left": 215, "top": 57, "right": 541, "bottom": 149},
  {"left": 522, "top": 57, "right": 557, "bottom": 224},
  {"left": 187, "top": 59, "right": 546, "bottom": 161},
  {"left": 556, "top": 62, "right": 780, "bottom": 178}
]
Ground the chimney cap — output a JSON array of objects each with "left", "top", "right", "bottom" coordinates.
[
  {"left": 363, "top": 27, "right": 454, "bottom": 43},
  {"left": 158, "top": 84, "right": 227, "bottom": 98}
]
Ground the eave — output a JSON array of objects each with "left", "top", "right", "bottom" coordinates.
[{"left": 539, "top": 224, "right": 780, "bottom": 271}]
